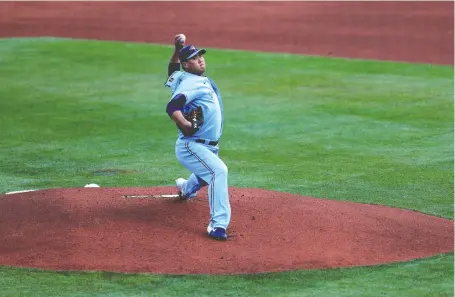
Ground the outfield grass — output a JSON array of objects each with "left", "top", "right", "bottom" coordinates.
[{"left": 0, "top": 38, "right": 453, "bottom": 297}]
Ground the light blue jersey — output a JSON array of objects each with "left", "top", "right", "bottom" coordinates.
[{"left": 165, "top": 71, "right": 224, "bottom": 142}]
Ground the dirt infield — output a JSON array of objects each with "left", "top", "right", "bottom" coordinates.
[
  {"left": 0, "top": 2, "right": 453, "bottom": 274},
  {"left": 0, "top": 1, "right": 453, "bottom": 64},
  {"left": 0, "top": 187, "right": 453, "bottom": 274}
]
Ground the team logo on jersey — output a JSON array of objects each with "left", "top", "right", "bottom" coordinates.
[{"left": 168, "top": 77, "right": 174, "bottom": 83}]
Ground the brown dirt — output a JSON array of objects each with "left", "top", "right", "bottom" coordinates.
[
  {"left": 0, "top": 187, "right": 453, "bottom": 275},
  {"left": 0, "top": 2, "right": 453, "bottom": 274},
  {"left": 0, "top": 1, "right": 453, "bottom": 64}
]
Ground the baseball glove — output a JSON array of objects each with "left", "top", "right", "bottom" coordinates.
[{"left": 181, "top": 106, "right": 204, "bottom": 136}]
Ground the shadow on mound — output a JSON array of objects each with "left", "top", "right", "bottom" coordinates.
[{"left": 0, "top": 187, "right": 453, "bottom": 274}]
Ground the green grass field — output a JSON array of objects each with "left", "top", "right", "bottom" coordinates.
[{"left": 0, "top": 38, "right": 453, "bottom": 297}]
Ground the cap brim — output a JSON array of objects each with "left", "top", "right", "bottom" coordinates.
[{"left": 187, "top": 48, "right": 206, "bottom": 60}]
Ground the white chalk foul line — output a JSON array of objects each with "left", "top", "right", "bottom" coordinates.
[
  {"left": 5, "top": 189, "right": 38, "bottom": 195},
  {"left": 122, "top": 194, "right": 180, "bottom": 199}
]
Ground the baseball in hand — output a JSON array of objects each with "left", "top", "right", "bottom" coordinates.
[{"left": 175, "top": 33, "right": 186, "bottom": 45}]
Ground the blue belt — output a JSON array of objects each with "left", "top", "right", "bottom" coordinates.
[{"left": 195, "top": 139, "right": 218, "bottom": 146}]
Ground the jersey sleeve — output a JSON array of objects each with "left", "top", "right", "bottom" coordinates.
[{"left": 164, "top": 71, "right": 184, "bottom": 94}]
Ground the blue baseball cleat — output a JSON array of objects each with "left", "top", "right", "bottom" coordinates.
[{"left": 208, "top": 227, "right": 228, "bottom": 241}]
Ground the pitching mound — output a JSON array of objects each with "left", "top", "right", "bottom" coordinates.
[{"left": 0, "top": 187, "right": 453, "bottom": 275}]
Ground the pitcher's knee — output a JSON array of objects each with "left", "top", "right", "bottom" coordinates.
[{"left": 215, "top": 163, "right": 228, "bottom": 177}]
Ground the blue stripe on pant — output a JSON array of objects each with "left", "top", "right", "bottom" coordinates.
[{"left": 175, "top": 139, "right": 231, "bottom": 230}]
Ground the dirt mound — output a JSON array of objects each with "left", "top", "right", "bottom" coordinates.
[{"left": 0, "top": 187, "right": 452, "bottom": 274}]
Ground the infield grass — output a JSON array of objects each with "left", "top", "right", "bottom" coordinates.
[{"left": 0, "top": 38, "right": 453, "bottom": 297}]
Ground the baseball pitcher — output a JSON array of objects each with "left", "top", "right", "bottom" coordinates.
[{"left": 164, "top": 34, "right": 231, "bottom": 241}]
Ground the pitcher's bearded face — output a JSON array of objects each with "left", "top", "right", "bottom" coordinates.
[{"left": 183, "top": 54, "right": 206, "bottom": 75}]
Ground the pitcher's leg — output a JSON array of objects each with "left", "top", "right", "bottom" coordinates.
[
  {"left": 181, "top": 173, "right": 208, "bottom": 197},
  {"left": 177, "top": 141, "right": 231, "bottom": 230},
  {"left": 208, "top": 161, "right": 231, "bottom": 230},
  {"left": 175, "top": 141, "right": 207, "bottom": 199}
]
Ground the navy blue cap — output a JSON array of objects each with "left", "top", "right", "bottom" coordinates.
[{"left": 179, "top": 45, "right": 206, "bottom": 62}]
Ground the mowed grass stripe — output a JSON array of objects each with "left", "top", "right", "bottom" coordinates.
[{"left": 0, "top": 37, "right": 452, "bottom": 216}]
